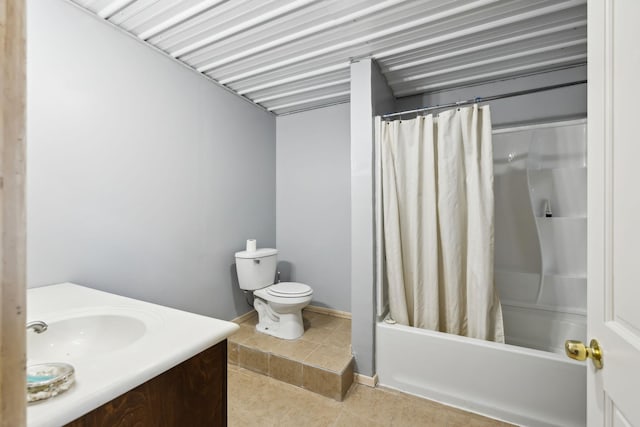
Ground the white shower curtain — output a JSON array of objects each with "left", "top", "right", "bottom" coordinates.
[{"left": 377, "top": 105, "right": 504, "bottom": 342}]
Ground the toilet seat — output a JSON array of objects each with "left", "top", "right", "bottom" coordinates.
[{"left": 267, "top": 282, "right": 312, "bottom": 298}]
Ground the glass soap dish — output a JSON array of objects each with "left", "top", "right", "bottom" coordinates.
[{"left": 27, "top": 363, "right": 75, "bottom": 403}]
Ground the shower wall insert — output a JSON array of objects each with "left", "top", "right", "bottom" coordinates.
[
  {"left": 375, "top": 119, "right": 587, "bottom": 427},
  {"left": 493, "top": 119, "right": 587, "bottom": 354}
]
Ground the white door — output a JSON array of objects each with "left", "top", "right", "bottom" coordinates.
[{"left": 585, "top": 1, "right": 640, "bottom": 426}]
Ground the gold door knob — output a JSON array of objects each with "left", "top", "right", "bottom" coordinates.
[{"left": 565, "top": 339, "right": 603, "bottom": 369}]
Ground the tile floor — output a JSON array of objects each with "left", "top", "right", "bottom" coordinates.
[
  {"left": 228, "top": 364, "right": 514, "bottom": 427},
  {"left": 229, "top": 310, "right": 354, "bottom": 400}
]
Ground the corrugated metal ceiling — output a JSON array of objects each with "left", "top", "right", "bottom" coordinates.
[{"left": 68, "top": 0, "right": 587, "bottom": 115}]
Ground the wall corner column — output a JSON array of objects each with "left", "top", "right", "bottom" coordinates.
[{"left": 350, "top": 58, "right": 394, "bottom": 377}]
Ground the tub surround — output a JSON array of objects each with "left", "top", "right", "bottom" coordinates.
[
  {"left": 27, "top": 283, "right": 239, "bottom": 427},
  {"left": 493, "top": 120, "right": 587, "bottom": 354}
]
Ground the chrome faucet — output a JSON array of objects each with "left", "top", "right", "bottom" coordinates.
[{"left": 26, "top": 320, "right": 48, "bottom": 334}]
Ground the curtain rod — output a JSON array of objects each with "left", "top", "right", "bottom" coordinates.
[{"left": 381, "top": 80, "right": 587, "bottom": 119}]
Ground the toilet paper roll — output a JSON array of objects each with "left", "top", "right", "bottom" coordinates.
[{"left": 246, "top": 239, "right": 257, "bottom": 252}]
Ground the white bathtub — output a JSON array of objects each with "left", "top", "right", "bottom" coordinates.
[{"left": 376, "top": 322, "right": 586, "bottom": 427}]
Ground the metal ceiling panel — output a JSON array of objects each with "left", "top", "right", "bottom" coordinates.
[
  {"left": 250, "top": 69, "right": 351, "bottom": 102},
  {"left": 385, "top": 37, "right": 587, "bottom": 84},
  {"left": 68, "top": 0, "right": 587, "bottom": 115}
]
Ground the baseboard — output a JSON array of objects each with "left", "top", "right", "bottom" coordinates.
[
  {"left": 231, "top": 310, "right": 256, "bottom": 324},
  {"left": 233, "top": 305, "right": 351, "bottom": 323},
  {"left": 304, "top": 305, "right": 352, "bottom": 319},
  {"left": 354, "top": 373, "right": 378, "bottom": 388}
]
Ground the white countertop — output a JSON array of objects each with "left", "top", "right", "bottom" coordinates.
[{"left": 27, "top": 283, "right": 239, "bottom": 427}]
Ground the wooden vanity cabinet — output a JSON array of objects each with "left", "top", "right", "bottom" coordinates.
[{"left": 65, "top": 340, "right": 227, "bottom": 427}]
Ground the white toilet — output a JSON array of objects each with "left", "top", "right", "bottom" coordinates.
[{"left": 235, "top": 247, "right": 313, "bottom": 340}]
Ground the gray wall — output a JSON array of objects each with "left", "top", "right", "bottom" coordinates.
[
  {"left": 26, "top": 0, "right": 276, "bottom": 320},
  {"left": 276, "top": 104, "right": 351, "bottom": 311},
  {"left": 350, "top": 59, "right": 395, "bottom": 376},
  {"left": 396, "top": 66, "right": 587, "bottom": 127}
]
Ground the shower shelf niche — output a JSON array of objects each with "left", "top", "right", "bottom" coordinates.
[
  {"left": 528, "top": 120, "right": 587, "bottom": 351},
  {"left": 534, "top": 207, "right": 586, "bottom": 277},
  {"left": 534, "top": 216, "right": 586, "bottom": 219},
  {"left": 529, "top": 167, "right": 586, "bottom": 219}
]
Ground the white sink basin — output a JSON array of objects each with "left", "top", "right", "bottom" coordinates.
[
  {"left": 27, "top": 284, "right": 239, "bottom": 427},
  {"left": 28, "top": 314, "right": 146, "bottom": 361}
]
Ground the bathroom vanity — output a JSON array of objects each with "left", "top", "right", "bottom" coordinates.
[
  {"left": 26, "top": 283, "right": 239, "bottom": 427},
  {"left": 64, "top": 341, "right": 227, "bottom": 426}
]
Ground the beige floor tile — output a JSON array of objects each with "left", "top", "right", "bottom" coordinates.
[
  {"left": 340, "top": 359, "right": 354, "bottom": 397},
  {"left": 242, "top": 331, "right": 281, "bottom": 353},
  {"left": 302, "top": 309, "right": 319, "bottom": 319},
  {"left": 394, "top": 389, "right": 444, "bottom": 411},
  {"left": 228, "top": 324, "right": 256, "bottom": 345},
  {"left": 228, "top": 405, "right": 278, "bottom": 427},
  {"left": 333, "top": 410, "right": 387, "bottom": 427},
  {"left": 238, "top": 345, "right": 269, "bottom": 375},
  {"left": 227, "top": 363, "right": 248, "bottom": 380},
  {"left": 230, "top": 314, "right": 506, "bottom": 426},
  {"left": 329, "top": 316, "right": 351, "bottom": 331},
  {"left": 272, "top": 338, "right": 320, "bottom": 360},
  {"left": 324, "top": 327, "right": 351, "bottom": 348},
  {"left": 437, "top": 407, "right": 513, "bottom": 427},
  {"left": 341, "top": 384, "right": 406, "bottom": 424},
  {"left": 302, "top": 365, "right": 342, "bottom": 401},
  {"left": 276, "top": 376, "right": 342, "bottom": 426},
  {"left": 306, "top": 313, "right": 350, "bottom": 331},
  {"left": 390, "top": 396, "right": 442, "bottom": 426},
  {"left": 228, "top": 372, "right": 266, "bottom": 410},
  {"left": 270, "top": 372, "right": 342, "bottom": 408},
  {"left": 270, "top": 355, "right": 303, "bottom": 387},
  {"left": 228, "top": 341, "right": 239, "bottom": 365},
  {"left": 304, "top": 315, "right": 313, "bottom": 326},
  {"left": 228, "top": 366, "right": 512, "bottom": 427},
  {"left": 392, "top": 392, "right": 513, "bottom": 427},
  {"left": 304, "top": 344, "right": 352, "bottom": 372},
  {"left": 278, "top": 399, "right": 341, "bottom": 427},
  {"left": 299, "top": 325, "right": 336, "bottom": 344},
  {"left": 248, "top": 382, "right": 302, "bottom": 422},
  {"left": 228, "top": 363, "right": 269, "bottom": 396},
  {"left": 229, "top": 367, "right": 291, "bottom": 423}
]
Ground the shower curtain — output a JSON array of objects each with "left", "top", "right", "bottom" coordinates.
[{"left": 376, "top": 105, "right": 504, "bottom": 342}]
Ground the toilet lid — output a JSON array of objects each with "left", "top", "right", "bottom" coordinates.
[{"left": 267, "top": 282, "right": 312, "bottom": 297}]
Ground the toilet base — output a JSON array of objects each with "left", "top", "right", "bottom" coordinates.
[{"left": 254, "top": 299, "right": 305, "bottom": 340}]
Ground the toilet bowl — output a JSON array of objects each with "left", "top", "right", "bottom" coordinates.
[
  {"left": 253, "top": 282, "right": 312, "bottom": 339},
  {"left": 235, "top": 248, "right": 313, "bottom": 340}
]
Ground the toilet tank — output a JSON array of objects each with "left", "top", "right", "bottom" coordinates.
[{"left": 235, "top": 248, "right": 278, "bottom": 291}]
